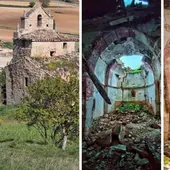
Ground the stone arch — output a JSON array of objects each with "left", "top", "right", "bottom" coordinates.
[{"left": 84, "top": 27, "right": 160, "bottom": 130}]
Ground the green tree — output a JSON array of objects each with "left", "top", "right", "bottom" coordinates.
[
  {"left": 17, "top": 74, "right": 79, "bottom": 149},
  {"left": 29, "top": 1, "right": 36, "bottom": 8}
]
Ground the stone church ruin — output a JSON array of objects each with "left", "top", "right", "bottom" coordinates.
[
  {"left": 82, "top": 0, "right": 161, "bottom": 169},
  {"left": 4, "top": 4, "right": 78, "bottom": 105}
]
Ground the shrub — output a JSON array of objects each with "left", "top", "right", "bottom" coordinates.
[
  {"left": 3, "top": 42, "right": 13, "bottom": 49},
  {"left": 116, "top": 102, "right": 147, "bottom": 113},
  {"left": 17, "top": 74, "right": 79, "bottom": 150},
  {"left": 29, "top": 1, "right": 35, "bottom": 8}
]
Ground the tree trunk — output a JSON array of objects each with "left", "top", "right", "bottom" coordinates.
[{"left": 62, "top": 127, "right": 67, "bottom": 150}]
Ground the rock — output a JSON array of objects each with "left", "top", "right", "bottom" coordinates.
[
  {"left": 122, "top": 138, "right": 128, "bottom": 143},
  {"left": 126, "top": 123, "right": 135, "bottom": 129},
  {"left": 95, "top": 133, "right": 112, "bottom": 147},
  {"left": 137, "top": 158, "right": 149, "bottom": 166},
  {"left": 97, "top": 129, "right": 112, "bottom": 138},
  {"left": 110, "top": 121, "right": 115, "bottom": 125},
  {"left": 104, "top": 114, "right": 109, "bottom": 118},
  {"left": 132, "top": 119, "right": 138, "bottom": 123},
  {"left": 134, "top": 139, "right": 140, "bottom": 144},
  {"left": 110, "top": 144, "right": 126, "bottom": 151},
  {"left": 150, "top": 123, "right": 161, "bottom": 129},
  {"left": 119, "top": 126, "right": 126, "bottom": 141},
  {"left": 138, "top": 144, "right": 146, "bottom": 150},
  {"left": 142, "top": 140, "right": 145, "bottom": 144},
  {"left": 122, "top": 121, "right": 127, "bottom": 125},
  {"left": 119, "top": 159, "right": 125, "bottom": 167},
  {"left": 134, "top": 153, "right": 140, "bottom": 161},
  {"left": 139, "top": 112, "right": 145, "bottom": 117}
]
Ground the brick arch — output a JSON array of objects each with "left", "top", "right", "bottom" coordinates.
[{"left": 86, "top": 27, "right": 136, "bottom": 71}]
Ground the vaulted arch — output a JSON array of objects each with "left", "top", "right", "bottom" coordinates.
[{"left": 83, "top": 27, "right": 161, "bottom": 130}]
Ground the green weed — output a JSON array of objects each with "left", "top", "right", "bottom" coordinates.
[
  {"left": 116, "top": 102, "right": 147, "bottom": 113},
  {"left": 3, "top": 42, "right": 13, "bottom": 49}
]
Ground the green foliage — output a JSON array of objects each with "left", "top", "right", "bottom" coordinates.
[
  {"left": 128, "top": 68, "right": 142, "bottom": 74},
  {"left": 29, "top": 1, "right": 35, "bottom": 8},
  {"left": 0, "top": 105, "right": 18, "bottom": 120},
  {"left": 16, "top": 74, "right": 79, "bottom": 149},
  {"left": 0, "top": 4, "right": 29, "bottom": 8},
  {"left": 164, "top": 155, "right": 170, "bottom": 165},
  {"left": 0, "top": 70, "right": 6, "bottom": 103},
  {"left": 0, "top": 69, "right": 5, "bottom": 87},
  {"left": 46, "top": 59, "right": 78, "bottom": 71},
  {"left": 116, "top": 102, "right": 147, "bottom": 113},
  {"left": 47, "top": 62, "right": 60, "bottom": 70},
  {"left": 3, "top": 42, "right": 13, "bottom": 49}
]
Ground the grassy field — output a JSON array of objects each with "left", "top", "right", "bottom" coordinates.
[{"left": 0, "top": 105, "right": 79, "bottom": 170}]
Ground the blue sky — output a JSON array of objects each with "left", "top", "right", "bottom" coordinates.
[
  {"left": 124, "top": 0, "right": 148, "bottom": 7},
  {"left": 120, "top": 55, "right": 143, "bottom": 70}
]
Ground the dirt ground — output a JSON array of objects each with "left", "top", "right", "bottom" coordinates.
[{"left": 0, "top": 1, "right": 79, "bottom": 41}]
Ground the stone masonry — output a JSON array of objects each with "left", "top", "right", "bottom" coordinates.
[{"left": 5, "top": 3, "right": 78, "bottom": 105}]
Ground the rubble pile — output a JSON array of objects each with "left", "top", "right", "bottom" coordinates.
[{"left": 83, "top": 106, "right": 161, "bottom": 170}]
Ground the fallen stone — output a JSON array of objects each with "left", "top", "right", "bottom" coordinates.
[
  {"left": 150, "top": 123, "right": 161, "bottom": 129},
  {"left": 110, "top": 144, "right": 126, "bottom": 151},
  {"left": 137, "top": 158, "right": 149, "bottom": 166},
  {"left": 139, "top": 112, "right": 145, "bottom": 117}
]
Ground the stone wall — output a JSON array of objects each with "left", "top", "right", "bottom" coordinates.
[
  {"left": 6, "top": 5, "right": 78, "bottom": 105},
  {"left": 31, "top": 42, "right": 76, "bottom": 57},
  {"left": 5, "top": 52, "right": 78, "bottom": 105},
  {"left": 20, "top": 7, "right": 54, "bottom": 33},
  {"left": 5, "top": 57, "right": 55, "bottom": 105}
]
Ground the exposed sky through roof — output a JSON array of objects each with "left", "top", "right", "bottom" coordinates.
[
  {"left": 124, "top": 0, "right": 148, "bottom": 7},
  {"left": 120, "top": 55, "right": 143, "bottom": 70}
]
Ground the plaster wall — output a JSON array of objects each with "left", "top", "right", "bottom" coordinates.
[
  {"left": 89, "top": 61, "right": 156, "bottom": 120},
  {"left": 93, "top": 57, "right": 106, "bottom": 118}
]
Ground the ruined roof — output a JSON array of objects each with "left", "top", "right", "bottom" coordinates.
[{"left": 17, "top": 29, "right": 78, "bottom": 42}]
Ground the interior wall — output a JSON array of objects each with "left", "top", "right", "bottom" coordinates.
[{"left": 83, "top": 27, "right": 160, "bottom": 131}]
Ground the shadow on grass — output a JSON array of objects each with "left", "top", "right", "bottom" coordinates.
[
  {"left": 0, "top": 138, "right": 14, "bottom": 143},
  {"left": 26, "top": 140, "right": 47, "bottom": 145}
]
